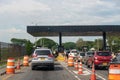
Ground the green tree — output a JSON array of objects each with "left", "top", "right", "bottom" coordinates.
[
  {"left": 35, "top": 38, "right": 57, "bottom": 49},
  {"left": 11, "top": 38, "right": 33, "bottom": 55},
  {"left": 107, "top": 36, "right": 120, "bottom": 52},
  {"left": 94, "top": 38, "right": 103, "bottom": 50},
  {"left": 62, "top": 42, "right": 76, "bottom": 50},
  {"left": 85, "top": 41, "right": 94, "bottom": 50},
  {"left": 76, "top": 38, "right": 85, "bottom": 50}
]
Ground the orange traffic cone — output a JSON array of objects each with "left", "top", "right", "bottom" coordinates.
[
  {"left": 78, "top": 62, "right": 83, "bottom": 74},
  {"left": 74, "top": 61, "right": 78, "bottom": 70},
  {"left": 64, "top": 57, "right": 67, "bottom": 63},
  {"left": 16, "top": 59, "right": 20, "bottom": 70},
  {"left": 90, "top": 63, "right": 96, "bottom": 80}
]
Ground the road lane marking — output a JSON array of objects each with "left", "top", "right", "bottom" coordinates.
[
  {"left": 60, "top": 61, "right": 107, "bottom": 80},
  {"left": 73, "top": 70, "right": 90, "bottom": 75},
  {"left": 60, "top": 62, "right": 81, "bottom": 80},
  {"left": 82, "top": 67, "right": 106, "bottom": 80}
]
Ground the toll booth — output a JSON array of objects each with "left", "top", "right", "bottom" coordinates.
[{"left": 58, "top": 46, "right": 64, "bottom": 53}]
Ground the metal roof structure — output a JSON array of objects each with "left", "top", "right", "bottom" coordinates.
[{"left": 27, "top": 25, "right": 120, "bottom": 37}]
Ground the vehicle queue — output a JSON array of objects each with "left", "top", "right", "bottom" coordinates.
[{"left": 64, "top": 48, "right": 120, "bottom": 80}]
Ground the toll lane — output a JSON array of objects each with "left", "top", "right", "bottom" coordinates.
[
  {"left": 1, "top": 61, "right": 109, "bottom": 80},
  {"left": 60, "top": 61, "right": 108, "bottom": 80},
  {"left": 1, "top": 62, "right": 78, "bottom": 80}
]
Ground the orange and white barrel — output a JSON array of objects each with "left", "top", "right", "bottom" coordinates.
[
  {"left": 23, "top": 55, "right": 29, "bottom": 66},
  {"left": 108, "top": 63, "right": 120, "bottom": 80},
  {"left": 74, "top": 61, "right": 78, "bottom": 70},
  {"left": 6, "top": 58, "right": 15, "bottom": 74},
  {"left": 67, "top": 56, "right": 74, "bottom": 67},
  {"left": 78, "top": 62, "right": 83, "bottom": 74}
]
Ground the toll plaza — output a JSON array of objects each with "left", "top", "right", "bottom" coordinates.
[{"left": 27, "top": 25, "right": 120, "bottom": 52}]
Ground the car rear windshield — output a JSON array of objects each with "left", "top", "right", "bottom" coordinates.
[
  {"left": 87, "top": 52, "right": 94, "bottom": 56},
  {"left": 97, "top": 52, "right": 111, "bottom": 56},
  {"left": 71, "top": 51, "right": 77, "bottom": 53},
  {"left": 35, "top": 50, "right": 51, "bottom": 55},
  {"left": 80, "top": 53, "right": 85, "bottom": 56}
]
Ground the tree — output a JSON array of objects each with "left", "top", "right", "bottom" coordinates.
[
  {"left": 94, "top": 38, "right": 103, "bottom": 50},
  {"left": 11, "top": 38, "right": 33, "bottom": 55},
  {"left": 35, "top": 38, "right": 57, "bottom": 49},
  {"left": 76, "top": 38, "right": 85, "bottom": 50},
  {"left": 107, "top": 36, "right": 120, "bottom": 52},
  {"left": 62, "top": 42, "right": 76, "bottom": 50}
]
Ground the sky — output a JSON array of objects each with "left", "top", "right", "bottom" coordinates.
[{"left": 0, "top": 0, "right": 120, "bottom": 43}]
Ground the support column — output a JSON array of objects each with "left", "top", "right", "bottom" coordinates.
[
  {"left": 58, "top": 32, "right": 64, "bottom": 52},
  {"left": 103, "top": 32, "right": 106, "bottom": 50},
  {"left": 59, "top": 32, "right": 62, "bottom": 46}
]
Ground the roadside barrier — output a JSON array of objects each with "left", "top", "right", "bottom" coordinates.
[
  {"left": 74, "top": 61, "right": 78, "bottom": 70},
  {"left": 108, "top": 62, "right": 120, "bottom": 80},
  {"left": 16, "top": 59, "right": 20, "bottom": 70},
  {"left": 6, "top": 58, "right": 15, "bottom": 74},
  {"left": 78, "top": 62, "right": 83, "bottom": 74},
  {"left": 23, "top": 55, "right": 29, "bottom": 66},
  {"left": 90, "top": 63, "right": 96, "bottom": 80},
  {"left": 67, "top": 56, "right": 74, "bottom": 67}
]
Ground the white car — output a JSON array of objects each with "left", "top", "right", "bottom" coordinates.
[
  {"left": 69, "top": 49, "right": 78, "bottom": 58},
  {"left": 31, "top": 48, "right": 54, "bottom": 70}
]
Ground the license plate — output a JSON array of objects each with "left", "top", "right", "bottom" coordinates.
[
  {"left": 103, "top": 63, "right": 107, "bottom": 66},
  {"left": 40, "top": 58, "right": 45, "bottom": 60}
]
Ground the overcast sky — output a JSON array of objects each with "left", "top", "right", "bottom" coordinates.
[{"left": 0, "top": 0, "right": 120, "bottom": 43}]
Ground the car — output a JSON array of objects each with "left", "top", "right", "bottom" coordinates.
[
  {"left": 87, "top": 51, "right": 112, "bottom": 68},
  {"left": 69, "top": 49, "right": 78, "bottom": 58},
  {"left": 31, "top": 48, "right": 54, "bottom": 70},
  {"left": 83, "top": 51, "right": 94, "bottom": 64},
  {"left": 77, "top": 52, "right": 85, "bottom": 62},
  {"left": 112, "top": 54, "right": 120, "bottom": 62}
]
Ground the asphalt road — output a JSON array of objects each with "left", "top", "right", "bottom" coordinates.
[{"left": 1, "top": 61, "right": 108, "bottom": 80}]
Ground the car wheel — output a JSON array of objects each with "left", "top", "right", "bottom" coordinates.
[
  {"left": 51, "top": 65, "right": 54, "bottom": 70},
  {"left": 31, "top": 66, "right": 35, "bottom": 70}
]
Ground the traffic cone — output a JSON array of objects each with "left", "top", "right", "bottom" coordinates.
[
  {"left": 64, "top": 57, "right": 67, "bottom": 63},
  {"left": 16, "top": 59, "right": 21, "bottom": 70},
  {"left": 74, "top": 61, "right": 78, "bottom": 70},
  {"left": 78, "top": 61, "right": 83, "bottom": 74},
  {"left": 90, "top": 63, "right": 96, "bottom": 80}
]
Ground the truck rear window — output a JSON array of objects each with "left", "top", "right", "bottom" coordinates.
[{"left": 97, "top": 52, "right": 111, "bottom": 56}]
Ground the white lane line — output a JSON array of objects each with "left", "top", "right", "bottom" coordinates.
[
  {"left": 82, "top": 67, "right": 106, "bottom": 80},
  {"left": 60, "top": 62, "right": 81, "bottom": 80}
]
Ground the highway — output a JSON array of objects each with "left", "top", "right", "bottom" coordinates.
[{"left": 1, "top": 61, "right": 108, "bottom": 80}]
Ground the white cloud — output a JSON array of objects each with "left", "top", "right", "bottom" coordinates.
[
  {"left": 0, "top": 0, "right": 51, "bottom": 14},
  {"left": 0, "top": 0, "right": 120, "bottom": 43},
  {"left": 0, "top": 28, "right": 33, "bottom": 43}
]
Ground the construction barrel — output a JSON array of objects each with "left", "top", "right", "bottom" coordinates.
[
  {"left": 23, "top": 55, "right": 29, "bottom": 66},
  {"left": 67, "top": 56, "right": 74, "bottom": 67},
  {"left": 108, "top": 62, "right": 120, "bottom": 80},
  {"left": 6, "top": 58, "right": 15, "bottom": 74}
]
